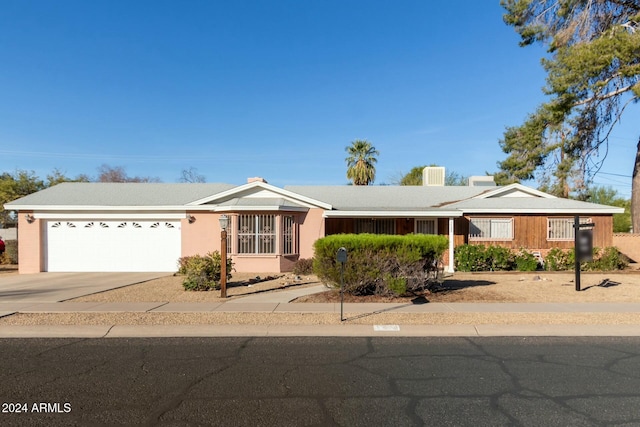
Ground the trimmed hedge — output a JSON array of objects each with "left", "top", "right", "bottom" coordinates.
[
  {"left": 178, "top": 252, "right": 234, "bottom": 291},
  {"left": 313, "top": 234, "right": 448, "bottom": 296}
]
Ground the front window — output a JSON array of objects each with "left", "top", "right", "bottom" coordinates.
[
  {"left": 237, "top": 214, "right": 276, "bottom": 254},
  {"left": 469, "top": 218, "right": 513, "bottom": 240},
  {"left": 548, "top": 217, "right": 591, "bottom": 241},
  {"left": 354, "top": 218, "right": 396, "bottom": 234},
  {"left": 282, "top": 215, "right": 296, "bottom": 255},
  {"left": 416, "top": 219, "right": 437, "bottom": 234}
]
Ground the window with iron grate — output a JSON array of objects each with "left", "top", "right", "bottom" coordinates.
[
  {"left": 237, "top": 214, "right": 276, "bottom": 254},
  {"left": 548, "top": 217, "right": 592, "bottom": 241}
]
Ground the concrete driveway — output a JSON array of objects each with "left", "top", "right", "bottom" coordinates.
[{"left": 0, "top": 272, "right": 169, "bottom": 303}]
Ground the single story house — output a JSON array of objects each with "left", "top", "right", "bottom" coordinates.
[{"left": 4, "top": 174, "right": 624, "bottom": 274}]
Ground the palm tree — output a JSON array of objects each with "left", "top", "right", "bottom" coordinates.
[{"left": 345, "top": 140, "right": 379, "bottom": 185}]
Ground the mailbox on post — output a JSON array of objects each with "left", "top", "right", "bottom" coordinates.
[
  {"left": 337, "top": 247, "right": 347, "bottom": 321},
  {"left": 337, "top": 247, "right": 347, "bottom": 264}
]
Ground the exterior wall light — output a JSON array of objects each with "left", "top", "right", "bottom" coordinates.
[
  {"left": 25, "top": 214, "right": 35, "bottom": 223},
  {"left": 188, "top": 215, "right": 196, "bottom": 224}
]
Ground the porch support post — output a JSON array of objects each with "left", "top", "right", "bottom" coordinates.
[{"left": 447, "top": 217, "right": 455, "bottom": 273}]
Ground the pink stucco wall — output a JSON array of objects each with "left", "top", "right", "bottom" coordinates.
[
  {"left": 180, "top": 212, "right": 219, "bottom": 257},
  {"left": 231, "top": 255, "right": 283, "bottom": 273},
  {"left": 17, "top": 212, "right": 43, "bottom": 273},
  {"left": 180, "top": 210, "right": 326, "bottom": 273},
  {"left": 298, "top": 208, "right": 325, "bottom": 260}
]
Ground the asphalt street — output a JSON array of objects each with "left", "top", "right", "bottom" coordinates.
[{"left": 2, "top": 337, "right": 640, "bottom": 426}]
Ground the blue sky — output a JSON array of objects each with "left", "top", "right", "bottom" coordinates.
[{"left": 1, "top": 1, "right": 637, "bottom": 196}]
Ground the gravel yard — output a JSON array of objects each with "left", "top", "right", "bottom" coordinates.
[
  {"left": 67, "top": 270, "right": 640, "bottom": 304},
  {"left": 70, "top": 272, "right": 321, "bottom": 303},
  {"left": 2, "top": 270, "right": 640, "bottom": 326}
]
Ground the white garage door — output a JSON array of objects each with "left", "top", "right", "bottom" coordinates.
[{"left": 44, "top": 220, "right": 182, "bottom": 272}]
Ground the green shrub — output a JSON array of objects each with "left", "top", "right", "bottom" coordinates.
[
  {"left": 486, "top": 245, "right": 516, "bottom": 271},
  {"left": 454, "top": 244, "right": 488, "bottom": 272},
  {"left": 544, "top": 247, "right": 628, "bottom": 271},
  {"left": 382, "top": 273, "right": 407, "bottom": 295},
  {"left": 292, "top": 258, "right": 314, "bottom": 275},
  {"left": 544, "top": 248, "right": 572, "bottom": 271},
  {"left": 0, "top": 240, "right": 17, "bottom": 265},
  {"left": 178, "top": 252, "right": 233, "bottom": 291},
  {"left": 313, "top": 234, "right": 448, "bottom": 296},
  {"left": 588, "top": 247, "right": 628, "bottom": 271},
  {"left": 454, "top": 245, "right": 516, "bottom": 272},
  {"left": 515, "top": 249, "right": 539, "bottom": 271},
  {"left": 455, "top": 245, "right": 627, "bottom": 273}
]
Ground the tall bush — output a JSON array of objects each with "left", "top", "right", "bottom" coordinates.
[
  {"left": 313, "top": 234, "right": 448, "bottom": 296},
  {"left": 178, "top": 252, "right": 233, "bottom": 291}
]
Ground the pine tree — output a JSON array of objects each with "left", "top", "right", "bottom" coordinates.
[{"left": 497, "top": 0, "right": 640, "bottom": 226}]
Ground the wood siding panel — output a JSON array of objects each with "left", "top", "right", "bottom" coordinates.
[
  {"left": 462, "top": 214, "right": 614, "bottom": 250},
  {"left": 396, "top": 218, "right": 414, "bottom": 235},
  {"left": 325, "top": 214, "right": 614, "bottom": 251},
  {"left": 325, "top": 218, "right": 354, "bottom": 235}
]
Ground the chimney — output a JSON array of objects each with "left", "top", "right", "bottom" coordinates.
[{"left": 247, "top": 177, "right": 267, "bottom": 184}]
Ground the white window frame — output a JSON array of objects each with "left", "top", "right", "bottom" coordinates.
[
  {"left": 469, "top": 217, "right": 514, "bottom": 241},
  {"left": 415, "top": 219, "right": 437, "bottom": 235},
  {"left": 548, "top": 217, "right": 592, "bottom": 241}
]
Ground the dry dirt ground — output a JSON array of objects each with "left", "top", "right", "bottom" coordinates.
[
  {"left": 69, "top": 270, "right": 640, "bottom": 304},
  {"left": 0, "top": 264, "right": 18, "bottom": 275},
  {"left": 3, "top": 270, "right": 640, "bottom": 326}
]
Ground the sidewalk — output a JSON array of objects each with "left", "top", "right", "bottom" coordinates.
[{"left": 2, "top": 282, "right": 640, "bottom": 337}]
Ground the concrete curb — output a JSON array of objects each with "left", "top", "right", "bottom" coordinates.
[{"left": 2, "top": 324, "right": 640, "bottom": 338}]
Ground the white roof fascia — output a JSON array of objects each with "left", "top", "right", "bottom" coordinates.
[
  {"left": 186, "top": 181, "right": 333, "bottom": 209},
  {"left": 4, "top": 205, "right": 191, "bottom": 211},
  {"left": 461, "top": 207, "right": 625, "bottom": 214},
  {"left": 323, "top": 210, "right": 463, "bottom": 218},
  {"left": 213, "top": 206, "right": 309, "bottom": 212},
  {"left": 473, "top": 183, "right": 556, "bottom": 199},
  {"left": 33, "top": 212, "right": 189, "bottom": 220}
]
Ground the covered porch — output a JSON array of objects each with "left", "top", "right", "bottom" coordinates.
[{"left": 323, "top": 210, "right": 462, "bottom": 273}]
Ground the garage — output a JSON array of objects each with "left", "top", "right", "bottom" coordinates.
[{"left": 44, "top": 219, "right": 182, "bottom": 272}]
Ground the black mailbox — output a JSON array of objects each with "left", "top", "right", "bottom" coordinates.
[{"left": 336, "top": 247, "right": 347, "bottom": 264}]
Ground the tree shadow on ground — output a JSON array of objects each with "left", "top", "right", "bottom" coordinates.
[
  {"left": 225, "top": 274, "right": 320, "bottom": 297},
  {"left": 406, "top": 279, "right": 497, "bottom": 305},
  {"left": 438, "top": 279, "right": 497, "bottom": 291},
  {"left": 226, "top": 274, "right": 285, "bottom": 289}
]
